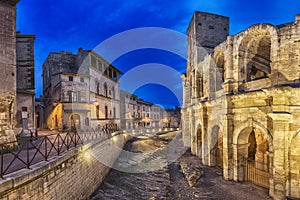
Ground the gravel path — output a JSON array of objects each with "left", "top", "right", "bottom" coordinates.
[{"left": 89, "top": 132, "right": 271, "bottom": 200}]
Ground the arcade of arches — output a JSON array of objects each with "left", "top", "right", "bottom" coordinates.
[{"left": 182, "top": 13, "right": 300, "bottom": 200}]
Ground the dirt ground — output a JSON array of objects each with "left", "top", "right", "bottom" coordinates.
[{"left": 89, "top": 131, "right": 271, "bottom": 200}]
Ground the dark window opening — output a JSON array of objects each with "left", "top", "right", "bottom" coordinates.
[{"left": 69, "top": 76, "right": 73, "bottom": 82}]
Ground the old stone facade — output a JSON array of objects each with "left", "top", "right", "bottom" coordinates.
[
  {"left": 42, "top": 49, "right": 122, "bottom": 131},
  {"left": 0, "top": 0, "right": 19, "bottom": 142},
  {"left": 162, "top": 107, "right": 181, "bottom": 128},
  {"left": 16, "top": 32, "right": 36, "bottom": 132},
  {"left": 120, "top": 91, "right": 164, "bottom": 129},
  {"left": 182, "top": 11, "right": 300, "bottom": 199}
]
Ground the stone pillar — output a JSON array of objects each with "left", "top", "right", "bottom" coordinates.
[
  {"left": 268, "top": 113, "right": 292, "bottom": 200},
  {"left": 181, "top": 74, "right": 191, "bottom": 147},
  {"left": 223, "top": 113, "right": 234, "bottom": 180},
  {"left": 233, "top": 143, "right": 249, "bottom": 182},
  {"left": 223, "top": 36, "right": 234, "bottom": 94},
  {"left": 190, "top": 109, "right": 196, "bottom": 155},
  {"left": 0, "top": 0, "right": 19, "bottom": 143}
]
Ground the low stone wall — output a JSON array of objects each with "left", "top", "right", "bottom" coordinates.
[
  {"left": 0, "top": 131, "right": 131, "bottom": 200},
  {"left": 0, "top": 128, "right": 178, "bottom": 199}
]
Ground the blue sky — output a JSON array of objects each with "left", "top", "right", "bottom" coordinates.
[{"left": 16, "top": 0, "right": 300, "bottom": 108}]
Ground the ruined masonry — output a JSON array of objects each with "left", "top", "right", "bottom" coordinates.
[
  {"left": 182, "top": 11, "right": 300, "bottom": 200},
  {"left": 0, "top": 0, "right": 19, "bottom": 143}
]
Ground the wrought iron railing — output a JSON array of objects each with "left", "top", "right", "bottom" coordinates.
[{"left": 0, "top": 125, "right": 119, "bottom": 179}]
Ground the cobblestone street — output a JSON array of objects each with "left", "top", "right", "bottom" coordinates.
[{"left": 89, "top": 132, "right": 271, "bottom": 200}]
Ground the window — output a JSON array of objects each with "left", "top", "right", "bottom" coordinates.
[
  {"left": 80, "top": 77, "right": 84, "bottom": 82},
  {"left": 209, "top": 25, "right": 215, "bottom": 29},
  {"left": 68, "top": 91, "right": 77, "bottom": 102},
  {"left": 113, "top": 107, "right": 116, "bottom": 118},
  {"left": 91, "top": 55, "right": 97, "bottom": 68},
  {"left": 109, "top": 68, "right": 112, "bottom": 78},
  {"left": 105, "top": 106, "right": 108, "bottom": 119},
  {"left": 104, "top": 83, "right": 108, "bottom": 97},
  {"left": 77, "top": 91, "right": 81, "bottom": 102},
  {"left": 96, "top": 82, "right": 100, "bottom": 94},
  {"left": 96, "top": 105, "right": 100, "bottom": 119},
  {"left": 85, "top": 118, "right": 89, "bottom": 126},
  {"left": 112, "top": 87, "right": 115, "bottom": 99},
  {"left": 69, "top": 76, "right": 73, "bottom": 82},
  {"left": 22, "top": 107, "right": 28, "bottom": 112},
  {"left": 113, "top": 71, "right": 117, "bottom": 81}
]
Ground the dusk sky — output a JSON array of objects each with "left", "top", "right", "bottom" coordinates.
[{"left": 16, "top": 0, "right": 300, "bottom": 108}]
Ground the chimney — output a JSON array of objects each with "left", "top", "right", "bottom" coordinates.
[{"left": 78, "top": 47, "right": 83, "bottom": 52}]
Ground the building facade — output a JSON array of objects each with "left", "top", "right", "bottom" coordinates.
[
  {"left": 162, "top": 107, "right": 181, "bottom": 128},
  {"left": 120, "top": 91, "right": 165, "bottom": 129},
  {"left": 42, "top": 49, "right": 122, "bottom": 131},
  {"left": 16, "top": 32, "right": 36, "bottom": 132},
  {"left": 182, "top": 11, "right": 300, "bottom": 199}
]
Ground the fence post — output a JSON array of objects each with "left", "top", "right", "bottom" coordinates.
[
  {"left": 26, "top": 141, "right": 30, "bottom": 169},
  {"left": 0, "top": 146, "right": 3, "bottom": 178}
]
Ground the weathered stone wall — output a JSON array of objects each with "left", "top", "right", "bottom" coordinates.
[
  {"left": 183, "top": 11, "right": 300, "bottom": 200},
  {"left": 0, "top": 132, "right": 131, "bottom": 199},
  {"left": 0, "top": 1, "right": 17, "bottom": 139}
]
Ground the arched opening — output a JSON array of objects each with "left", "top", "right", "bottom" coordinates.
[
  {"left": 215, "top": 52, "right": 225, "bottom": 91},
  {"left": 238, "top": 30, "right": 272, "bottom": 92},
  {"left": 70, "top": 114, "right": 81, "bottom": 131},
  {"left": 196, "top": 124, "right": 202, "bottom": 158},
  {"left": 289, "top": 132, "right": 300, "bottom": 198},
  {"left": 96, "top": 80, "right": 100, "bottom": 94},
  {"left": 237, "top": 127, "right": 270, "bottom": 188},
  {"left": 210, "top": 126, "right": 223, "bottom": 168},
  {"left": 104, "top": 83, "right": 108, "bottom": 97},
  {"left": 195, "top": 71, "right": 203, "bottom": 98}
]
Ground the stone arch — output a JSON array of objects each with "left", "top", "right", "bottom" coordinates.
[
  {"left": 235, "top": 24, "right": 279, "bottom": 91},
  {"left": 233, "top": 120, "right": 273, "bottom": 152},
  {"left": 214, "top": 50, "right": 225, "bottom": 91},
  {"left": 288, "top": 130, "right": 300, "bottom": 198},
  {"left": 233, "top": 121, "right": 273, "bottom": 183}
]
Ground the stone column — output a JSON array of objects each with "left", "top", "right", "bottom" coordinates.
[
  {"left": 223, "top": 113, "right": 234, "bottom": 180},
  {"left": 181, "top": 74, "right": 191, "bottom": 147},
  {"left": 268, "top": 113, "right": 292, "bottom": 200},
  {"left": 233, "top": 143, "right": 249, "bottom": 182},
  {"left": 223, "top": 36, "right": 234, "bottom": 94}
]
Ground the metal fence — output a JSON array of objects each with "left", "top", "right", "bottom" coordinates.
[
  {"left": 0, "top": 125, "right": 119, "bottom": 179},
  {"left": 246, "top": 161, "right": 270, "bottom": 188}
]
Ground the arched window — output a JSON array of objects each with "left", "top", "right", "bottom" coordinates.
[
  {"left": 96, "top": 81, "right": 100, "bottom": 94},
  {"left": 104, "top": 83, "right": 108, "bottom": 97}
]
